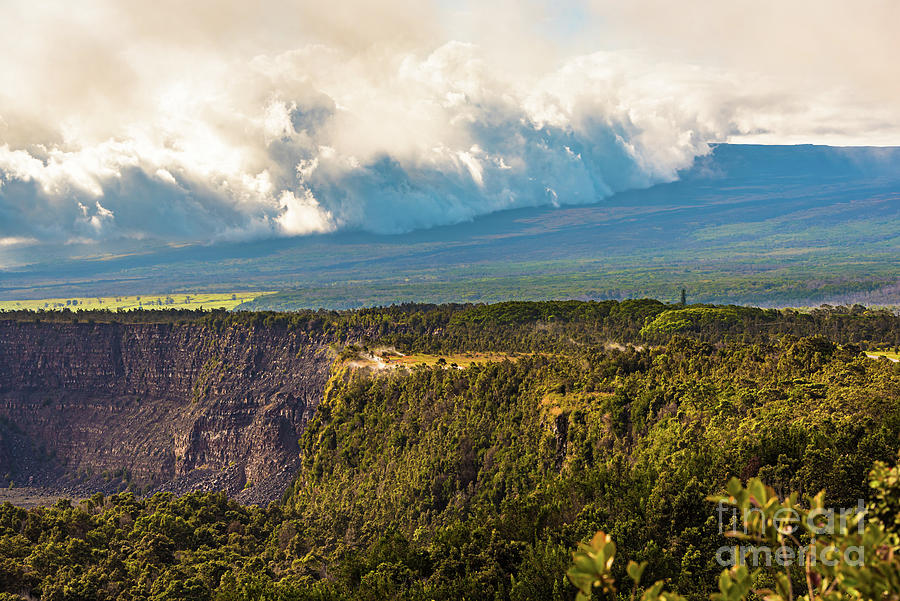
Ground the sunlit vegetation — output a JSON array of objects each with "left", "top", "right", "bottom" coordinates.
[
  {"left": 337, "top": 345, "right": 524, "bottom": 370},
  {"left": 0, "top": 292, "right": 273, "bottom": 312},
  {"left": 568, "top": 459, "right": 900, "bottom": 601},
  {"left": 0, "top": 300, "right": 898, "bottom": 599},
  {"left": 866, "top": 350, "right": 900, "bottom": 361},
  {"left": 386, "top": 351, "right": 523, "bottom": 368}
]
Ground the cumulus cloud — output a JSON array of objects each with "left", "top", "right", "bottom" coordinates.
[
  {"left": 583, "top": 0, "right": 900, "bottom": 145},
  {"left": 0, "top": 0, "right": 897, "bottom": 252}
]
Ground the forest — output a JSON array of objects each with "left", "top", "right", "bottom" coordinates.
[{"left": 0, "top": 300, "right": 898, "bottom": 600}]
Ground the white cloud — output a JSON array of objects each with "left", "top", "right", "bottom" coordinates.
[
  {"left": 276, "top": 190, "right": 335, "bottom": 236},
  {"left": 0, "top": 0, "right": 897, "bottom": 251},
  {"left": 0, "top": 236, "right": 38, "bottom": 247}
]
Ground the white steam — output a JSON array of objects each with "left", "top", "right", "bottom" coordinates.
[{"left": 0, "top": 0, "right": 897, "bottom": 249}]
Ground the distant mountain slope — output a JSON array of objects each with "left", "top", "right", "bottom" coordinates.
[{"left": 1, "top": 144, "right": 898, "bottom": 307}]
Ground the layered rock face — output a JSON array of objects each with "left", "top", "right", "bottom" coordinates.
[{"left": 0, "top": 321, "right": 333, "bottom": 503}]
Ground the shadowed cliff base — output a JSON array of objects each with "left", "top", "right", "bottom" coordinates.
[{"left": 0, "top": 321, "right": 334, "bottom": 504}]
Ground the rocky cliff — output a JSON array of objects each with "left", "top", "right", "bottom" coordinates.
[{"left": 0, "top": 321, "right": 334, "bottom": 503}]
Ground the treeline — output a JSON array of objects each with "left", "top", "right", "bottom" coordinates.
[
  {"left": 0, "top": 333, "right": 898, "bottom": 599},
  {"left": 2, "top": 299, "right": 898, "bottom": 351}
]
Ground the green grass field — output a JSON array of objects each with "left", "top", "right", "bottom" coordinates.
[{"left": 0, "top": 292, "right": 272, "bottom": 312}]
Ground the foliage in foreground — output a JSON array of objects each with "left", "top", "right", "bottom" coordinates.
[{"left": 569, "top": 458, "right": 900, "bottom": 601}]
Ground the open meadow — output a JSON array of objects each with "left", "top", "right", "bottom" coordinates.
[{"left": 0, "top": 292, "right": 272, "bottom": 312}]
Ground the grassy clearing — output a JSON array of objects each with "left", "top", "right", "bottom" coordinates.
[
  {"left": 866, "top": 350, "right": 900, "bottom": 362},
  {"left": 341, "top": 348, "right": 524, "bottom": 370},
  {"left": 0, "top": 292, "right": 272, "bottom": 312},
  {"left": 0, "top": 488, "right": 72, "bottom": 509},
  {"left": 381, "top": 351, "right": 523, "bottom": 368}
]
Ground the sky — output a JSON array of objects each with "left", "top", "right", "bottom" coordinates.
[{"left": 1, "top": 0, "right": 898, "bottom": 261}]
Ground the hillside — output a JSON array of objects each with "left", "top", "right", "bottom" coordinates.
[
  {"left": 2, "top": 145, "right": 899, "bottom": 308},
  {"left": 0, "top": 302, "right": 898, "bottom": 599}
]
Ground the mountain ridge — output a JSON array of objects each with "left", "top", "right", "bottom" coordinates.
[{"left": 2, "top": 144, "right": 898, "bottom": 307}]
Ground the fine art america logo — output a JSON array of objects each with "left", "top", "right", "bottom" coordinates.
[{"left": 715, "top": 500, "right": 866, "bottom": 567}]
